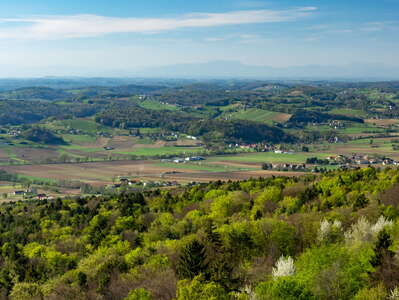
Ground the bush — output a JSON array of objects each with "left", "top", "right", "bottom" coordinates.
[
  {"left": 124, "top": 288, "right": 153, "bottom": 300},
  {"left": 354, "top": 284, "right": 387, "bottom": 300},
  {"left": 176, "top": 276, "right": 229, "bottom": 300},
  {"left": 256, "top": 277, "right": 316, "bottom": 300},
  {"left": 10, "top": 283, "right": 43, "bottom": 300}
]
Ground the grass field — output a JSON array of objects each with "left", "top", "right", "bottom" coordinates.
[
  {"left": 304, "top": 123, "right": 386, "bottom": 135},
  {"left": 16, "top": 174, "right": 59, "bottom": 185},
  {"left": 3, "top": 146, "right": 27, "bottom": 163},
  {"left": 329, "top": 108, "right": 368, "bottom": 118},
  {"left": 61, "top": 134, "right": 97, "bottom": 144},
  {"left": 0, "top": 128, "right": 206, "bottom": 165},
  {"left": 115, "top": 146, "right": 205, "bottom": 156},
  {"left": 46, "top": 118, "right": 129, "bottom": 136},
  {"left": 327, "top": 138, "right": 399, "bottom": 160},
  {"left": 225, "top": 108, "right": 291, "bottom": 124},
  {"left": 2, "top": 109, "right": 399, "bottom": 196},
  {"left": 209, "top": 152, "right": 331, "bottom": 164},
  {"left": 0, "top": 158, "right": 305, "bottom": 189},
  {"left": 339, "top": 125, "right": 385, "bottom": 135},
  {"left": 138, "top": 99, "right": 179, "bottom": 111},
  {"left": 155, "top": 162, "right": 256, "bottom": 173},
  {"left": 60, "top": 145, "right": 105, "bottom": 153},
  {"left": 46, "top": 119, "right": 100, "bottom": 134},
  {"left": 365, "top": 119, "right": 399, "bottom": 127},
  {"left": 1, "top": 137, "right": 398, "bottom": 196}
]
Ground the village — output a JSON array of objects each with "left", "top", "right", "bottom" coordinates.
[
  {"left": 325, "top": 154, "right": 398, "bottom": 166},
  {"left": 109, "top": 176, "right": 181, "bottom": 190},
  {"left": 262, "top": 153, "right": 398, "bottom": 173},
  {"left": 161, "top": 156, "right": 206, "bottom": 164},
  {"left": 8, "top": 187, "right": 52, "bottom": 201}
]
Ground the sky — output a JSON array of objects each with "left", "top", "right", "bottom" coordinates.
[{"left": 0, "top": 0, "right": 398, "bottom": 77}]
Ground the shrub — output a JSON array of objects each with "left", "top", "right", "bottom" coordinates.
[
  {"left": 176, "top": 275, "right": 229, "bottom": 300},
  {"left": 256, "top": 277, "right": 316, "bottom": 300},
  {"left": 354, "top": 284, "right": 387, "bottom": 300},
  {"left": 124, "top": 288, "right": 153, "bottom": 300}
]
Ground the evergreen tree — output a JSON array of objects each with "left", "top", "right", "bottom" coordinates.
[{"left": 177, "top": 240, "right": 208, "bottom": 279}]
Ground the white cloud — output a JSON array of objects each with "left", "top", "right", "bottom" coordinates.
[
  {"left": 0, "top": 7, "right": 317, "bottom": 40},
  {"left": 360, "top": 21, "right": 399, "bottom": 32}
]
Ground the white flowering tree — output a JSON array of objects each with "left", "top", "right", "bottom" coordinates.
[
  {"left": 344, "top": 216, "right": 393, "bottom": 246},
  {"left": 390, "top": 287, "right": 399, "bottom": 300},
  {"left": 272, "top": 255, "right": 295, "bottom": 278},
  {"left": 318, "top": 219, "right": 342, "bottom": 243}
]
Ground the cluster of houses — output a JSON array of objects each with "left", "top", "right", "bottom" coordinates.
[
  {"left": 326, "top": 154, "right": 398, "bottom": 166},
  {"left": 110, "top": 177, "right": 180, "bottom": 189},
  {"left": 129, "top": 130, "right": 199, "bottom": 143},
  {"left": 164, "top": 133, "right": 179, "bottom": 141},
  {"left": 98, "top": 132, "right": 113, "bottom": 138},
  {"left": 273, "top": 149, "right": 296, "bottom": 154},
  {"left": 262, "top": 163, "right": 307, "bottom": 172},
  {"left": 112, "top": 177, "right": 140, "bottom": 188},
  {"left": 66, "top": 128, "right": 83, "bottom": 135},
  {"left": 7, "top": 129, "right": 21, "bottom": 137},
  {"left": 186, "top": 135, "right": 198, "bottom": 140},
  {"left": 137, "top": 95, "right": 181, "bottom": 109},
  {"left": 327, "top": 136, "right": 341, "bottom": 143},
  {"left": 329, "top": 120, "right": 345, "bottom": 130},
  {"left": 161, "top": 156, "right": 205, "bottom": 164},
  {"left": 13, "top": 188, "right": 49, "bottom": 200},
  {"left": 229, "top": 143, "right": 296, "bottom": 153}
]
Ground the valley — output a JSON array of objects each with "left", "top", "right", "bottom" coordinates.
[{"left": 0, "top": 79, "right": 398, "bottom": 201}]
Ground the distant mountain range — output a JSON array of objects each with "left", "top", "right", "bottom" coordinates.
[
  {"left": 1, "top": 60, "right": 398, "bottom": 83},
  {"left": 134, "top": 61, "right": 399, "bottom": 80}
]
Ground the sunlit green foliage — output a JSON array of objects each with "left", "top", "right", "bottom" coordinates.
[{"left": 0, "top": 167, "right": 399, "bottom": 299}]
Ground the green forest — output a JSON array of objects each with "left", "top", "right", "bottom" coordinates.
[{"left": 1, "top": 167, "right": 399, "bottom": 299}]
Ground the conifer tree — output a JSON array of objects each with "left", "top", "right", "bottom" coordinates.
[{"left": 177, "top": 240, "right": 208, "bottom": 280}]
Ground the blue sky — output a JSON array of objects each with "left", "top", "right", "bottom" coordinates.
[{"left": 0, "top": 0, "right": 398, "bottom": 77}]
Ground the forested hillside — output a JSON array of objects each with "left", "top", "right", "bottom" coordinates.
[
  {"left": 0, "top": 79, "right": 398, "bottom": 145},
  {"left": 286, "top": 110, "right": 364, "bottom": 128},
  {"left": 180, "top": 119, "right": 296, "bottom": 144},
  {"left": 95, "top": 105, "right": 194, "bottom": 130},
  {"left": 0, "top": 101, "right": 101, "bottom": 125},
  {"left": 1, "top": 167, "right": 399, "bottom": 299}
]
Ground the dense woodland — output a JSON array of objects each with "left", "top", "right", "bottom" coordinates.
[
  {"left": 286, "top": 110, "right": 364, "bottom": 128},
  {"left": 1, "top": 167, "right": 399, "bottom": 299},
  {"left": 179, "top": 119, "right": 295, "bottom": 144},
  {"left": 95, "top": 106, "right": 194, "bottom": 131},
  {"left": 21, "top": 127, "right": 66, "bottom": 145},
  {"left": 0, "top": 101, "right": 101, "bottom": 126}
]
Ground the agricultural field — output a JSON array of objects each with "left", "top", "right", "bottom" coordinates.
[
  {"left": 0, "top": 158, "right": 298, "bottom": 188},
  {"left": 221, "top": 107, "right": 291, "bottom": 125},
  {"left": 365, "top": 118, "right": 399, "bottom": 127},
  {"left": 208, "top": 152, "right": 319, "bottom": 164},
  {"left": 2, "top": 139, "right": 390, "bottom": 194},
  {"left": 0, "top": 118, "right": 208, "bottom": 166},
  {"left": 0, "top": 79, "right": 399, "bottom": 198},
  {"left": 329, "top": 108, "right": 369, "bottom": 118},
  {"left": 339, "top": 124, "right": 386, "bottom": 135},
  {"left": 45, "top": 118, "right": 127, "bottom": 135},
  {"left": 328, "top": 137, "right": 399, "bottom": 158},
  {"left": 137, "top": 98, "right": 179, "bottom": 111}
]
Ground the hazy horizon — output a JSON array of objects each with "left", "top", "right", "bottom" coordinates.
[{"left": 0, "top": 0, "right": 398, "bottom": 78}]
